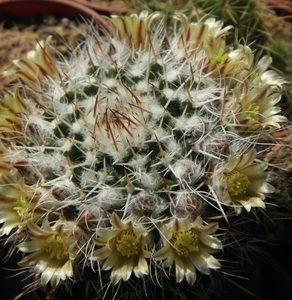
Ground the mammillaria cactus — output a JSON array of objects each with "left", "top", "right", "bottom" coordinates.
[{"left": 0, "top": 11, "right": 289, "bottom": 299}]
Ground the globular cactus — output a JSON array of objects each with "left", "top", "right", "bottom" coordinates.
[{"left": 0, "top": 11, "right": 289, "bottom": 299}]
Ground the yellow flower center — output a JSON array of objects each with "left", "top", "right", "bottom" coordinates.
[
  {"left": 245, "top": 103, "right": 260, "bottom": 121},
  {"left": 171, "top": 229, "right": 199, "bottom": 256},
  {"left": 13, "top": 196, "right": 28, "bottom": 217},
  {"left": 226, "top": 170, "right": 250, "bottom": 196},
  {"left": 250, "top": 72, "right": 258, "bottom": 81},
  {"left": 116, "top": 229, "right": 141, "bottom": 257},
  {"left": 44, "top": 235, "right": 68, "bottom": 259},
  {"left": 215, "top": 51, "right": 227, "bottom": 63}
]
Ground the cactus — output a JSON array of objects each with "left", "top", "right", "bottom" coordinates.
[{"left": 0, "top": 11, "right": 289, "bottom": 299}]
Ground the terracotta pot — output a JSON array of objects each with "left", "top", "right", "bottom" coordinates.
[
  {"left": 0, "top": 0, "right": 112, "bottom": 31},
  {"left": 264, "top": 0, "right": 292, "bottom": 16},
  {"left": 75, "top": 0, "right": 130, "bottom": 14}
]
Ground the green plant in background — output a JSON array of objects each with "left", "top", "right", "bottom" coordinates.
[
  {"left": 269, "top": 39, "right": 292, "bottom": 119},
  {"left": 134, "top": 0, "right": 271, "bottom": 44},
  {"left": 0, "top": 10, "right": 290, "bottom": 299}
]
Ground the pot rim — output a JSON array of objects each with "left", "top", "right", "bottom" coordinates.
[
  {"left": 0, "top": 0, "right": 111, "bottom": 31},
  {"left": 264, "top": 0, "right": 292, "bottom": 15}
]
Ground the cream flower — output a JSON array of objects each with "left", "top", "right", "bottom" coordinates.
[
  {"left": 154, "top": 216, "right": 221, "bottom": 285},
  {"left": 0, "top": 174, "right": 41, "bottom": 236},
  {"left": 173, "top": 14, "right": 253, "bottom": 85},
  {"left": 91, "top": 212, "right": 150, "bottom": 285},
  {"left": 3, "top": 36, "right": 57, "bottom": 87},
  {"left": 0, "top": 144, "right": 12, "bottom": 176},
  {"left": 18, "top": 218, "right": 79, "bottom": 286},
  {"left": 225, "top": 78, "right": 287, "bottom": 132},
  {"left": 203, "top": 45, "right": 254, "bottom": 84},
  {"left": 0, "top": 87, "right": 31, "bottom": 137},
  {"left": 174, "top": 13, "right": 232, "bottom": 55},
  {"left": 107, "top": 11, "right": 161, "bottom": 50},
  {"left": 215, "top": 149, "right": 275, "bottom": 214}
]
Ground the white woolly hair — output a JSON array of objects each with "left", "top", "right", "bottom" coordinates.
[
  {"left": 169, "top": 158, "right": 203, "bottom": 185},
  {"left": 96, "top": 187, "right": 125, "bottom": 210}
]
